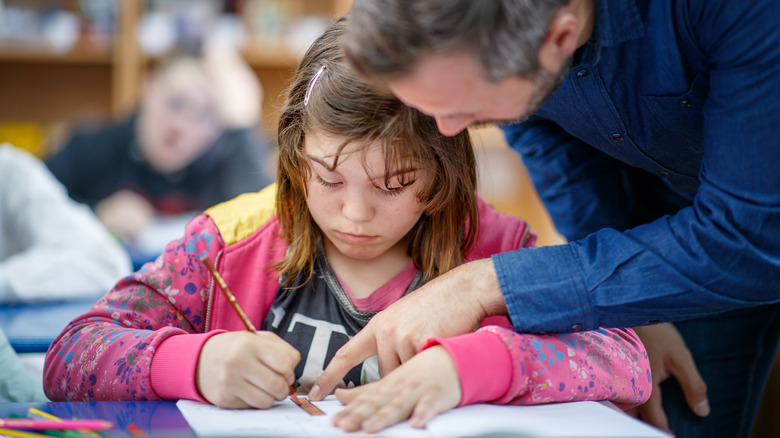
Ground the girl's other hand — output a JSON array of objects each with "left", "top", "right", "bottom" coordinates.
[
  {"left": 331, "top": 346, "right": 461, "bottom": 433},
  {"left": 196, "top": 331, "right": 300, "bottom": 409}
]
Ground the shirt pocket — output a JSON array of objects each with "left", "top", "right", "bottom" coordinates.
[{"left": 640, "top": 73, "right": 708, "bottom": 158}]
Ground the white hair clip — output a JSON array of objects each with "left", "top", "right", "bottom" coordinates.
[{"left": 304, "top": 65, "right": 327, "bottom": 107}]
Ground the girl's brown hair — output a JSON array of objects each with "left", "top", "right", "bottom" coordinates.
[{"left": 275, "top": 15, "right": 478, "bottom": 285}]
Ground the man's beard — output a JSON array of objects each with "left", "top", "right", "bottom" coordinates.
[
  {"left": 526, "top": 58, "right": 572, "bottom": 117},
  {"left": 484, "top": 56, "right": 573, "bottom": 129}
]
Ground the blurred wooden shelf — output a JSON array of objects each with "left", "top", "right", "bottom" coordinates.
[
  {"left": 0, "top": 0, "right": 351, "bottom": 134},
  {"left": 0, "top": 47, "right": 112, "bottom": 64},
  {"left": 241, "top": 42, "right": 303, "bottom": 69}
]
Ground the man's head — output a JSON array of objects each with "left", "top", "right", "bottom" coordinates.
[{"left": 345, "top": 0, "right": 589, "bottom": 135}]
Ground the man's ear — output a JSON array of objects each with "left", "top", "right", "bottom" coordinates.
[{"left": 538, "top": 11, "right": 580, "bottom": 73}]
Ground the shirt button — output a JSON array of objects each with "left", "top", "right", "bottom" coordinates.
[
  {"left": 679, "top": 100, "right": 692, "bottom": 107},
  {"left": 611, "top": 133, "right": 624, "bottom": 142},
  {"left": 658, "top": 170, "right": 670, "bottom": 176},
  {"left": 569, "top": 323, "right": 583, "bottom": 332},
  {"left": 576, "top": 69, "right": 589, "bottom": 78}
]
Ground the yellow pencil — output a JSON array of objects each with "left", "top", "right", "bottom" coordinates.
[
  {"left": 0, "top": 426, "right": 53, "bottom": 438},
  {"left": 24, "top": 409, "right": 57, "bottom": 422}
]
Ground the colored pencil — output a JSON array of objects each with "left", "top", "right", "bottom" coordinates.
[
  {"left": 0, "top": 427, "right": 53, "bottom": 438},
  {"left": 0, "top": 418, "right": 113, "bottom": 431},
  {"left": 26, "top": 408, "right": 101, "bottom": 438}
]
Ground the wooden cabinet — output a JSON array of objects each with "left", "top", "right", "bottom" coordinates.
[{"left": 0, "top": 0, "right": 352, "bottom": 152}]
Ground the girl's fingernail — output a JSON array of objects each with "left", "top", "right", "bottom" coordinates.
[
  {"left": 309, "top": 384, "right": 321, "bottom": 400},
  {"left": 363, "top": 419, "right": 379, "bottom": 432},
  {"left": 695, "top": 399, "right": 710, "bottom": 416}
]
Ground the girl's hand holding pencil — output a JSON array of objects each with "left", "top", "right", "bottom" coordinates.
[
  {"left": 196, "top": 330, "right": 300, "bottom": 409},
  {"left": 198, "top": 257, "right": 301, "bottom": 409}
]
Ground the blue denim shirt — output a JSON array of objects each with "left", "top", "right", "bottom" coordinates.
[{"left": 497, "top": 0, "right": 780, "bottom": 333}]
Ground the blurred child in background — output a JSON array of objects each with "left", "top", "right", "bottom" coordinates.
[
  {"left": 0, "top": 143, "right": 132, "bottom": 402},
  {"left": 46, "top": 47, "right": 274, "bottom": 259},
  {"left": 0, "top": 328, "right": 46, "bottom": 402},
  {"left": 0, "top": 144, "right": 131, "bottom": 303}
]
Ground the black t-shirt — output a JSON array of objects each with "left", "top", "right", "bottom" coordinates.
[
  {"left": 46, "top": 112, "right": 274, "bottom": 214},
  {"left": 262, "top": 241, "right": 424, "bottom": 388}
]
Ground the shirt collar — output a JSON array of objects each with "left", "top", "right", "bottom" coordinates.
[{"left": 593, "top": 0, "right": 645, "bottom": 47}]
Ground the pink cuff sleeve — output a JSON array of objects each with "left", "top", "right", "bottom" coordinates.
[
  {"left": 421, "top": 330, "right": 512, "bottom": 407},
  {"left": 150, "top": 330, "right": 226, "bottom": 402}
]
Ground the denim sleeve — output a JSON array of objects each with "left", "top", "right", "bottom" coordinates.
[{"left": 495, "top": 1, "right": 780, "bottom": 333}]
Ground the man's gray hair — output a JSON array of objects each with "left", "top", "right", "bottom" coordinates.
[{"left": 345, "top": 0, "right": 569, "bottom": 82}]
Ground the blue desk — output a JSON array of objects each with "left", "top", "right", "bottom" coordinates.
[
  {"left": 126, "top": 246, "right": 161, "bottom": 271},
  {"left": 0, "top": 401, "right": 194, "bottom": 438},
  {"left": 0, "top": 298, "right": 98, "bottom": 353},
  {"left": 0, "top": 399, "right": 670, "bottom": 438}
]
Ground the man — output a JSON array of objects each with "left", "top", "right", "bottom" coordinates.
[{"left": 309, "top": 1, "right": 780, "bottom": 437}]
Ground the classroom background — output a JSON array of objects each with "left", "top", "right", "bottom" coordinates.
[{"left": 0, "top": 1, "right": 775, "bottom": 435}]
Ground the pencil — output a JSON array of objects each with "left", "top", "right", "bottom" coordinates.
[
  {"left": 200, "top": 256, "right": 324, "bottom": 416},
  {"left": 202, "top": 256, "right": 256, "bottom": 332},
  {"left": 25, "top": 408, "right": 57, "bottom": 422},
  {"left": 126, "top": 423, "right": 150, "bottom": 438},
  {"left": 26, "top": 408, "right": 101, "bottom": 438},
  {"left": 7, "top": 414, "right": 68, "bottom": 438},
  {"left": 23, "top": 410, "right": 75, "bottom": 438},
  {"left": 0, "top": 418, "right": 113, "bottom": 431}
]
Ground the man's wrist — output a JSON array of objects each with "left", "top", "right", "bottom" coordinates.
[{"left": 464, "top": 258, "right": 507, "bottom": 318}]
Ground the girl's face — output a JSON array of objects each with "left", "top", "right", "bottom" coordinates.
[{"left": 304, "top": 130, "right": 428, "bottom": 262}]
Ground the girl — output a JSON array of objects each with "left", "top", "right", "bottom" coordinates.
[{"left": 43, "top": 16, "right": 649, "bottom": 425}]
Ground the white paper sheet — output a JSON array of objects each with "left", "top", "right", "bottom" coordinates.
[{"left": 177, "top": 396, "right": 671, "bottom": 438}]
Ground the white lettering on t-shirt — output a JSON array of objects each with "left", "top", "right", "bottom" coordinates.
[
  {"left": 267, "top": 304, "right": 286, "bottom": 329},
  {"left": 288, "top": 313, "right": 348, "bottom": 378}
]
